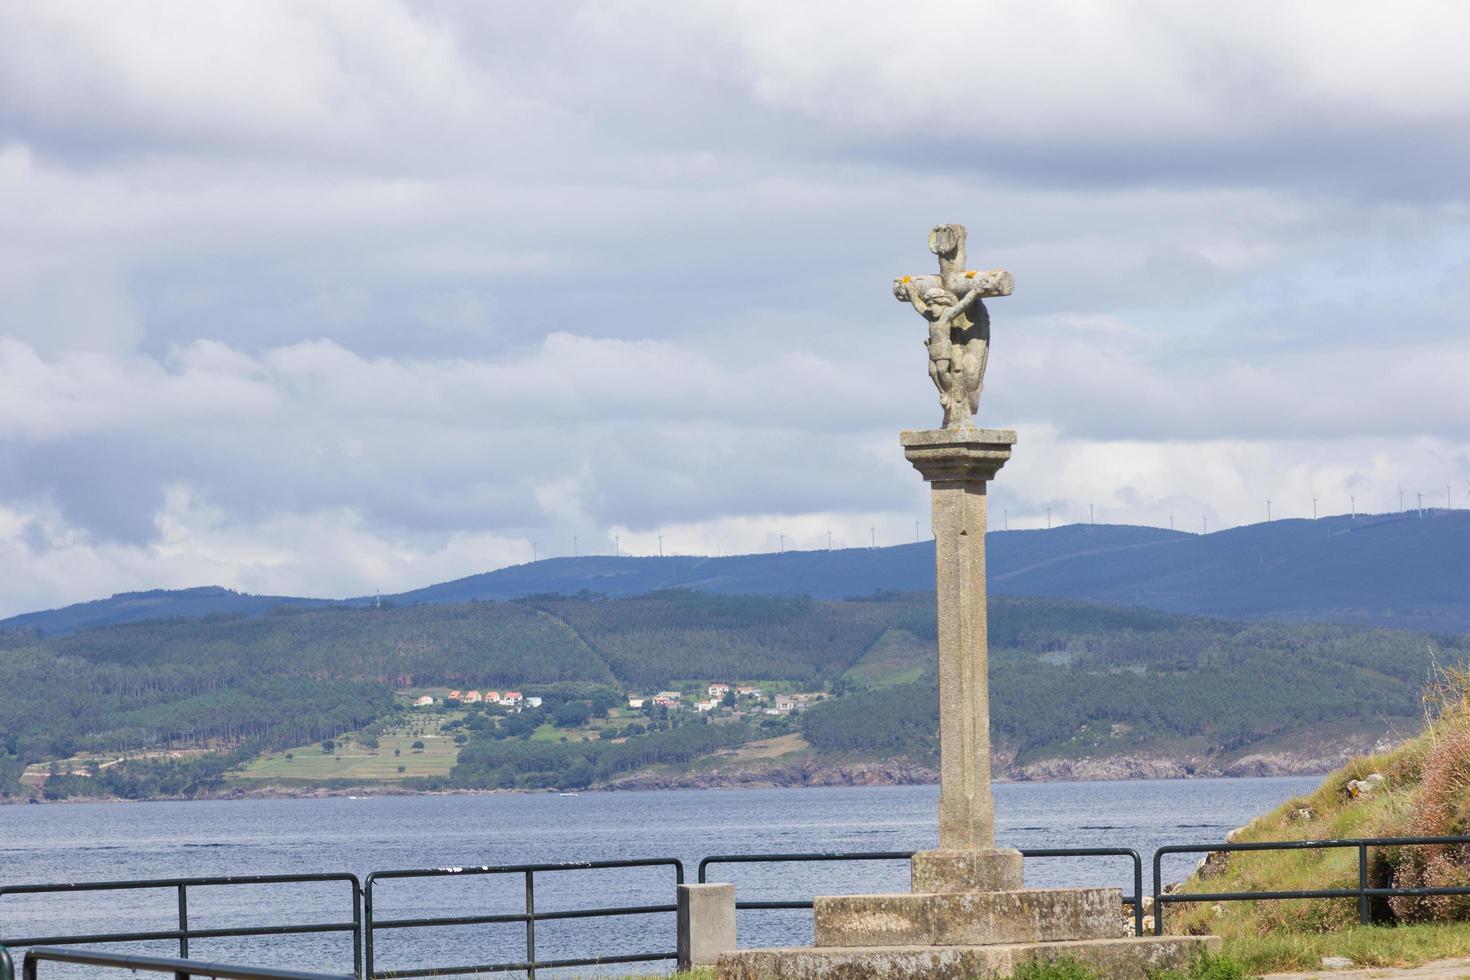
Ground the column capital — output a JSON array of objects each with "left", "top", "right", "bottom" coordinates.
[{"left": 900, "top": 428, "right": 1016, "bottom": 485}]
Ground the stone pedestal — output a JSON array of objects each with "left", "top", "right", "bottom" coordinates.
[
  {"left": 903, "top": 426, "right": 1017, "bottom": 869},
  {"left": 716, "top": 427, "right": 1218, "bottom": 978}
]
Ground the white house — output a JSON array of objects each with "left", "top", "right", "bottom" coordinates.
[
  {"left": 628, "top": 698, "right": 646, "bottom": 709},
  {"left": 412, "top": 695, "right": 434, "bottom": 707},
  {"left": 526, "top": 696, "right": 543, "bottom": 708},
  {"left": 462, "top": 690, "right": 483, "bottom": 703},
  {"left": 708, "top": 683, "right": 730, "bottom": 698},
  {"left": 695, "top": 699, "right": 717, "bottom": 712}
]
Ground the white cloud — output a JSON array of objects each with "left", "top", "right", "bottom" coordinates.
[{"left": 1, "top": 1, "right": 1468, "bottom": 616}]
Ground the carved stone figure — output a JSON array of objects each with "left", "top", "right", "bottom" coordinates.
[{"left": 893, "top": 224, "right": 1013, "bottom": 429}]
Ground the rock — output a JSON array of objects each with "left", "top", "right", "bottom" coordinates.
[
  {"left": 1346, "top": 774, "right": 1385, "bottom": 799},
  {"left": 1194, "top": 851, "right": 1230, "bottom": 879},
  {"left": 1224, "top": 825, "right": 1249, "bottom": 844},
  {"left": 1321, "top": 956, "right": 1354, "bottom": 969},
  {"left": 1287, "top": 806, "right": 1315, "bottom": 822}
]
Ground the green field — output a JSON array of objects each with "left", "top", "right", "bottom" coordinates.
[
  {"left": 840, "top": 628, "right": 930, "bottom": 688},
  {"left": 234, "top": 696, "right": 462, "bottom": 781}
]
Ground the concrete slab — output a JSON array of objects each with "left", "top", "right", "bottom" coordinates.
[
  {"left": 813, "top": 887, "right": 1122, "bottom": 947},
  {"left": 718, "top": 935, "right": 1221, "bottom": 980},
  {"left": 911, "top": 848, "right": 1024, "bottom": 894}
]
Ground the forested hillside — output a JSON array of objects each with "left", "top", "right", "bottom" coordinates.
[{"left": 3, "top": 591, "right": 1464, "bottom": 798}]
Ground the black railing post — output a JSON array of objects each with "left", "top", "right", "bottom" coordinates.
[
  {"left": 176, "top": 884, "right": 189, "bottom": 980},
  {"left": 1359, "top": 843, "right": 1370, "bottom": 925},
  {"left": 523, "top": 870, "right": 536, "bottom": 980},
  {"left": 362, "top": 876, "right": 375, "bottom": 980},
  {"left": 1132, "top": 855, "right": 1144, "bottom": 937},
  {"left": 1, "top": 944, "right": 14, "bottom": 980},
  {"left": 350, "top": 879, "right": 363, "bottom": 980},
  {"left": 1152, "top": 849, "right": 1165, "bottom": 936}
]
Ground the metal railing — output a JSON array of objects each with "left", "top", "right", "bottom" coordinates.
[
  {"left": 9, "top": 836, "right": 1470, "bottom": 974},
  {"left": 1153, "top": 834, "right": 1470, "bottom": 934},
  {"left": 19, "top": 946, "right": 352, "bottom": 980},
  {"left": 363, "top": 858, "right": 684, "bottom": 979},
  {"left": 698, "top": 846, "right": 1147, "bottom": 936},
  {"left": 0, "top": 874, "right": 362, "bottom": 978}
]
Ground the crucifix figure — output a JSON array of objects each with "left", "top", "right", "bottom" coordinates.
[{"left": 892, "top": 224, "right": 1013, "bottom": 429}]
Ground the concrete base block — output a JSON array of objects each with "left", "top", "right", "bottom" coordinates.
[
  {"left": 718, "top": 935, "right": 1221, "bottom": 980},
  {"left": 911, "top": 848, "right": 1024, "bottom": 894},
  {"left": 814, "top": 887, "right": 1121, "bottom": 947},
  {"left": 679, "top": 882, "right": 737, "bottom": 969}
]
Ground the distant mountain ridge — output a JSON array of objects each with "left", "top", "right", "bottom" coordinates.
[{"left": 5, "top": 510, "right": 1468, "bottom": 636}]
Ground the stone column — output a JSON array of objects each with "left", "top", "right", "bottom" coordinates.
[{"left": 901, "top": 426, "right": 1023, "bottom": 894}]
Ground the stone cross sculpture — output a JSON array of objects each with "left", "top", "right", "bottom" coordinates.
[
  {"left": 893, "top": 223, "right": 1014, "bottom": 429},
  {"left": 717, "top": 227, "right": 1217, "bottom": 977}
]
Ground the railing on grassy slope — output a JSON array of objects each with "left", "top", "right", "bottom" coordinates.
[{"left": 1153, "top": 834, "right": 1470, "bottom": 934}]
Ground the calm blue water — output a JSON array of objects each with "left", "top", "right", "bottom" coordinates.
[{"left": 0, "top": 778, "right": 1317, "bottom": 977}]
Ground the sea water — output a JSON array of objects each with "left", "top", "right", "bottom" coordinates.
[{"left": 0, "top": 777, "right": 1318, "bottom": 976}]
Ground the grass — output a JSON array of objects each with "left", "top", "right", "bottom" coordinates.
[
  {"left": 1220, "top": 924, "right": 1470, "bottom": 972},
  {"left": 233, "top": 698, "right": 464, "bottom": 781},
  {"left": 1161, "top": 662, "right": 1470, "bottom": 971},
  {"left": 998, "top": 952, "right": 1251, "bottom": 980},
  {"left": 840, "top": 628, "right": 930, "bottom": 689}
]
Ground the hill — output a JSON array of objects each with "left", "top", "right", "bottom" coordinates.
[
  {"left": 5, "top": 511, "right": 1469, "bottom": 637},
  {"left": 4, "top": 591, "right": 1464, "bottom": 800}
]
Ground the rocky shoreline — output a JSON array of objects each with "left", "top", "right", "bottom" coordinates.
[{"left": 5, "top": 749, "right": 1357, "bottom": 804}]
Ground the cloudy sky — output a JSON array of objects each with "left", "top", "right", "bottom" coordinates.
[{"left": 2, "top": 1, "right": 1468, "bottom": 617}]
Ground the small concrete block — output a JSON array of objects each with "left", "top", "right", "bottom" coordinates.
[
  {"left": 911, "top": 848, "right": 1024, "bottom": 893},
  {"left": 813, "top": 887, "right": 1121, "bottom": 947},
  {"left": 679, "top": 882, "right": 736, "bottom": 969},
  {"left": 717, "top": 935, "right": 1221, "bottom": 980}
]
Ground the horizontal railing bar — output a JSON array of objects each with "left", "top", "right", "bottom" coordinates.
[
  {"left": 533, "top": 903, "right": 675, "bottom": 923},
  {"left": 1156, "top": 835, "right": 1470, "bottom": 857},
  {"left": 366, "top": 858, "right": 682, "bottom": 884},
  {"left": 1, "top": 922, "right": 358, "bottom": 948},
  {"left": 371, "top": 951, "right": 676, "bottom": 979},
  {"left": 370, "top": 903, "right": 674, "bottom": 931},
  {"left": 22, "top": 946, "right": 352, "bottom": 980},
  {"left": 1162, "top": 885, "right": 1470, "bottom": 904},
  {"left": 368, "top": 913, "right": 527, "bottom": 931},
  {"left": 0, "top": 874, "right": 359, "bottom": 897},
  {"left": 736, "top": 900, "right": 814, "bottom": 910}
]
